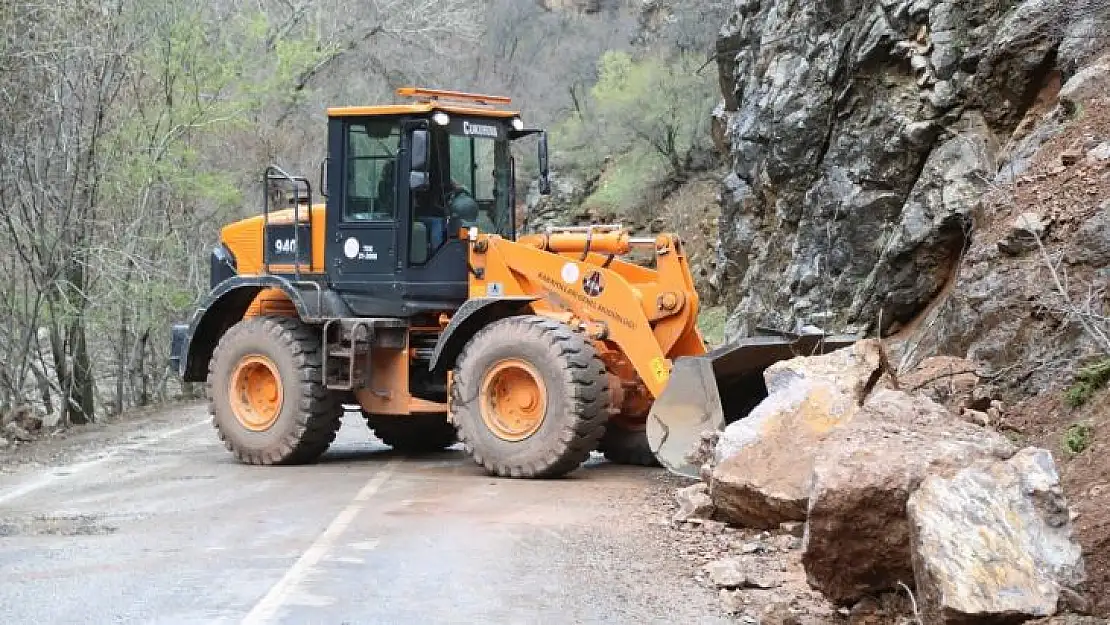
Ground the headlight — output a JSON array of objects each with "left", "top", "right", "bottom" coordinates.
[
  {"left": 433, "top": 112, "right": 450, "bottom": 126},
  {"left": 511, "top": 117, "right": 525, "bottom": 131}
]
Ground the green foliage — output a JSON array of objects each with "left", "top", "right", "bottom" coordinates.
[
  {"left": 548, "top": 49, "right": 718, "bottom": 218},
  {"left": 554, "top": 50, "right": 717, "bottom": 177},
  {"left": 698, "top": 306, "right": 729, "bottom": 348},
  {"left": 1064, "top": 358, "right": 1110, "bottom": 408},
  {"left": 592, "top": 50, "right": 716, "bottom": 170},
  {"left": 1063, "top": 422, "right": 1094, "bottom": 456},
  {"left": 582, "top": 149, "right": 667, "bottom": 216}
]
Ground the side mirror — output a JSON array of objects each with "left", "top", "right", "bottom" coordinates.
[
  {"left": 319, "top": 157, "right": 329, "bottom": 198},
  {"left": 410, "top": 128, "right": 430, "bottom": 191},
  {"left": 538, "top": 132, "right": 551, "bottom": 196}
]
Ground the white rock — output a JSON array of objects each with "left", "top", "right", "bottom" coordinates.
[{"left": 908, "top": 448, "right": 1085, "bottom": 623}]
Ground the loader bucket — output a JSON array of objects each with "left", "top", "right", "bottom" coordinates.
[{"left": 646, "top": 334, "right": 858, "bottom": 477}]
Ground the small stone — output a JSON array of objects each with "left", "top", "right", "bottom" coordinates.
[
  {"left": 743, "top": 572, "right": 782, "bottom": 590},
  {"left": 706, "top": 558, "right": 747, "bottom": 589},
  {"left": 673, "top": 483, "right": 716, "bottom": 523},
  {"left": 761, "top": 603, "right": 800, "bottom": 625},
  {"left": 700, "top": 520, "right": 727, "bottom": 534},
  {"left": 1062, "top": 151, "right": 1084, "bottom": 166},
  {"left": 959, "top": 408, "right": 990, "bottom": 427},
  {"left": 770, "top": 534, "right": 798, "bottom": 551},
  {"left": 1087, "top": 142, "right": 1110, "bottom": 163},
  {"left": 904, "top": 120, "right": 937, "bottom": 147},
  {"left": 779, "top": 521, "right": 804, "bottom": 537},
  {"left": 719, "top": 589, "right": 746, "bottom": 615},
  {"left": 738, "top": 541, "right": 764, "bottom": 554}
]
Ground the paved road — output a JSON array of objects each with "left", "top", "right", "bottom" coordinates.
[{"left": 0, "top": 405, "right": 725, "bottom": 625}]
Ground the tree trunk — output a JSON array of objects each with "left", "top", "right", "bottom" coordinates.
[{"left": 67, "top": 318, "right": 95, "bottom": 425}]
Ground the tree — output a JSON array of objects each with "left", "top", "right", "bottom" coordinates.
[{"left": 577, "top": 50, "right": 718, "bottom": 180}]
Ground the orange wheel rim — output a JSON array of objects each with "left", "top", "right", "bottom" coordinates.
[
  {"left": 480, "top": 359, "right": 547, "bottom": 442},
  {"left": 229, "top": 355, "right": 284, "bottom": 432}
]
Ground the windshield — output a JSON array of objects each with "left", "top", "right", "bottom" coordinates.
[{"left": 437, "top": 119, "right": 513, "bottom": 238}]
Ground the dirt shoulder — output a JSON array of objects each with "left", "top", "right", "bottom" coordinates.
[{"left": 0, "top": 400, "right": 206, "bottom": 475}]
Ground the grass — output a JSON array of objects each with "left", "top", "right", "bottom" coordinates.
[
  {"left": 581, "top": 148, "right": 667, "bottom": 219},
  {"left": 1064, "top": 357, "right": 1110, "bottom": 408},
  {"left": 698, "top": 305, "right": 729, "bottom": 348},
  {"left": 1063, "top": 422, "right": 1095, "bottom": 457}
]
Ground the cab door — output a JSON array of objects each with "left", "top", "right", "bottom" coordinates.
[{"left": 326, "top": 117, "right": 400, "bottom": 295}]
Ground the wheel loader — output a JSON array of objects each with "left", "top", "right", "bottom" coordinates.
[{"left": 169, "top": 87, "right": 853, "bottom": 478}]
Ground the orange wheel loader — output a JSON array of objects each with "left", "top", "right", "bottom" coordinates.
[{"left": 169, "top": 88, "right": 854, "bottom": 478}]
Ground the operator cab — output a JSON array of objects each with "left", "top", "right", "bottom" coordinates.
[{"left": 317, "top": 88, "right": 548, "bottom": 318}]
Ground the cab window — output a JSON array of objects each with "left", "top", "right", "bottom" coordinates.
[{"left": 345, "top": 120, "right": 400, "bottom": 222}]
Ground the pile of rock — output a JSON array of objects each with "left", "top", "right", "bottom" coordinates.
[
  {"left": 1, "top": 404, "right": 44, "bottom": 449},
  {"left": 685, "top": 341, "right": 1088, "bottom": 623}
]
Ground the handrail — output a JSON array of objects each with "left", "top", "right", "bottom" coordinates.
[{"left": 263, "top": 164, "right": 314, "bottom": 281}]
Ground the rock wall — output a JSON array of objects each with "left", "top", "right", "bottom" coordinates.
[{"left": 713, "top": 0, "right": 1106, "bottom": 338}]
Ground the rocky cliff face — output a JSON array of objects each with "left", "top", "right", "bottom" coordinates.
[{"left": 713, "top": 0, "right": 1105, "bottom": 338}]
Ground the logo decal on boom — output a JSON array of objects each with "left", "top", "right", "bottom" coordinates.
[{"left": 582, "top": 270, "right": 605, "bottom": 298}]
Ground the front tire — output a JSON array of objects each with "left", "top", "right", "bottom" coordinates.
[
  {"left": 364, "top": 412, "right": 457, "bottom": 453},
  {"left": 451, "top": 316, "right": 610, "bottom": 478},
  {"left": 207, "top": 316, "right": 342, "bottom": 465}
]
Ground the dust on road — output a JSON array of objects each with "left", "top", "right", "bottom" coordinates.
[{"left": 0, "top": 403, "right": 727, "bottom": 625}]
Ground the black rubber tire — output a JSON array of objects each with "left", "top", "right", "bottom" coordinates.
[
  {"left": 451, "top": 315, "right": 610, "bottom": 478},
  {"left": 599, "top": 421, "right": 660, "bottom": 467},
  {"left": 363, "top": 412, "right": 458, "bottom": 453},
  {"left": 207, "top": 316, "right": 342, "bottom": 465}
]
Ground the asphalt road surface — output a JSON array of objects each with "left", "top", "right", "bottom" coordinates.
[{"left": 0, "top": 404, "right": 726, "bottom": 625}]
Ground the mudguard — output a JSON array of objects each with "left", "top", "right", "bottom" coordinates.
[
  {"left": 429, "top": 297, "right": 538, "bottom": 373},
  {"left": 170, "top": 275, "right": 320, "bottom": 382}
]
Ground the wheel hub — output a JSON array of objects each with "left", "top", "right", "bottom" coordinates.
[
  {"left": 229, "top": 355, "right": 284, "bottom": 432},
  {"left": 480, "top": 359, "right": 547, "bottom": 442}
]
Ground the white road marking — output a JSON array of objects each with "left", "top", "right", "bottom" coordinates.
[
  {"left": 241, "top": 459, "right": 401, "bottom": 625},
  {"left": 0, "top": 419, "right": 209, "bottom": 506}
]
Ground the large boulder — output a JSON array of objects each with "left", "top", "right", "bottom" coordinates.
[
  {"left": 801, "top": 389, "right": 1015, "bottom": 604},
  {"left": 908, "top": 448, "right": 1086, "bottom": 624},
  {"left": 710, "top": 341, "right": 883, "bottom": 528}
]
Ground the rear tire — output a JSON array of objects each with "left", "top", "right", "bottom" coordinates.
[
  {"left": 364, "top": 412, "right": 457, "bottom": 453},
  {"left": 207, "top": 316, "right": 342, "bottom": 465},
  {"left": 451, "top": 315, "right": 609, "bottom": 478},
  {"left": 599, "top": 421, "right": 660, "bottom": 467}
]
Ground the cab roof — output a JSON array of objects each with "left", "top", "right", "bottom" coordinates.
[{"left": 327, "top": 87, "right": 521, "bottom": 119}]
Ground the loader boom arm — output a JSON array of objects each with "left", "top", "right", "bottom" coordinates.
[{"left": 469, "top": 228, "right": 707, "bottom": 398}]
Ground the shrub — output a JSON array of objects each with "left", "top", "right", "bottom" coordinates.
[{"left": 1064, "top": 358, "right": 1110, "bottom": 408}]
